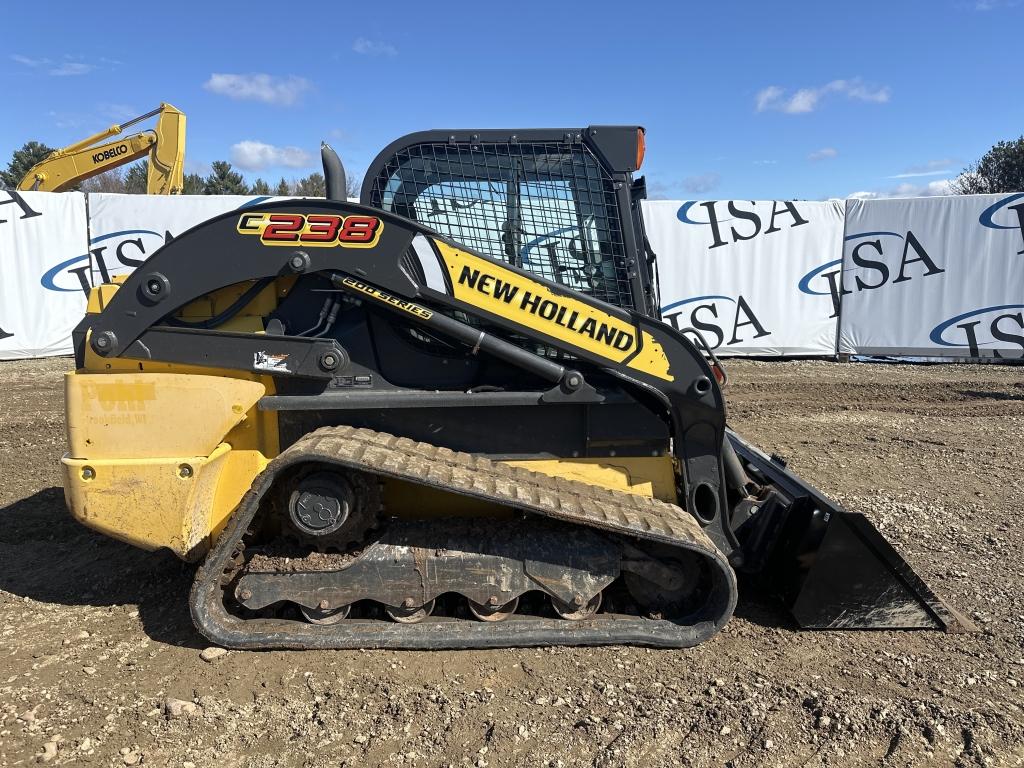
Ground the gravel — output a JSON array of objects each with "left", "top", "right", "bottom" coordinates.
[
  {"left": 0, "top": 356, "right": 1022, "bottom": 767},
  {"left": 199, "top": 647, "right": 228, "bottom": 663}
]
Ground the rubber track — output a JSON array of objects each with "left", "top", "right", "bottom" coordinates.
[{"left": 191, "top": 425, "right": 738, "bottom": 649}]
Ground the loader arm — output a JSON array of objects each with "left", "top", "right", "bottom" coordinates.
[
  {"left": 73, "top": 200, "right": 735, "bottom": 550},
  {"left": 18, "top": 103, "right": 186, "bottom": 193}
]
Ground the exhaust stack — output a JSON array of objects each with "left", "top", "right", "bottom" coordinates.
[{"left": 320, "top": 142, "right": 347, "bottom": 201}]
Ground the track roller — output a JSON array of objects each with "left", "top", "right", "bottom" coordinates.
[
  {"left": 468, "top": 597, "right": 519, "bottom": 622},
  {"left": 551, "top": 592, "right": 602, "bottom": 621},
  {"left": 385, "top": 599, "right": 435, "bottom": 624},
  {"left": 300, "top": 603, "right": 351, "bottom": 625}
]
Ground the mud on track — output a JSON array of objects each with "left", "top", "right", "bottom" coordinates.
[{"left": 1, "top": 357, "right": 1022, "bottom": 767}]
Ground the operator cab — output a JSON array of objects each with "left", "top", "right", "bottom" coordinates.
[{"left": 360, "top": 126, "right": 659, "bottom": 319}]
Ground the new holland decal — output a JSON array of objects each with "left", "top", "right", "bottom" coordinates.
[
  {"left": 236, "top": 212, "right": 383, "bottom": 248},
  {"left": 433, "top": 241, "right": 673, "bottom": 381}
]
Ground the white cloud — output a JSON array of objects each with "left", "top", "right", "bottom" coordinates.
[
  {"left": 353, "top": 37, "right": 397, "bottom": 56},
  {"left": 756, "top": 78, "right": 890, "bottom": 114},
  {"left": 97, "top": 103, "right": 138, "bottom": 122},
  {"left": 682, "top": 173, "right": 721, "bottom": 194},
  {"left": 755, "top": 86, "right": 784, "bottom": 112},
  {"left": 230, "top": 141, "right": 313, "bottom": 171},
  {"left": 922, "top": 179, "right": 954, "bottom": 196},
  {"left": 785, "top": 88, "right": 820, "bottom": 114},
  {"left": 974, "top": 0, "right": 1020, "bottom": 9},
  {"left": 809, "top": 147, "right": 838, "bottom": 162},
  {"left": 11, "top": 54, "right": 96, "bottom": 76},
  {"left": 888, "top": 159, "right": 957, "bottom": 178},
  {"left": 888, "top": 169, "right": 951, "bottom": 179},
  {"left": 50, "top": 61, "right": 94, "bottom": 76},
  {"left": 846, "top": 178, "right": 953, "bottom": 199},
  {"left": 204, "top": 73, "right": 311, "bottom": 106},
  {"left": 47, "top": 110, "right": 87, "bottom": 130},
  {"left": 645, "top": 179, "right": 676, "bottom": 200}
]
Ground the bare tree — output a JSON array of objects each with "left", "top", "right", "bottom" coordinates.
[
  {"left": 346, "top": 172, "right": 361, "bottom": 200},
  {"left": 79, "top": 168, "right": 127, "bottom": 193}
]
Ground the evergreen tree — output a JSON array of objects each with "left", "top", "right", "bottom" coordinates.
[
  {"left": 293, "top": 172, "right": 325, "bottom": 197},
  {"left": 952, "top": 135, "right": 1024, "bottom": 194},
  {"left": 203, "top": 161, "right": 250, "bottom": 195},
  {"left": 182, "top": 173, "right": 205, "bottom": 195},
  {"left": 250, "top": 178, "right": 271, "bottom": 195},
  {"left": 275, "top": 177, "right": 291, "bottom": 196},
  {"left": 1, "top": 141, "right": 55, "bottom": 189}
]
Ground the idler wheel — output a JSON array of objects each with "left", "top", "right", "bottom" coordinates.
[{"left": 624, "top": 554, "right": 705, "bottom": 620}]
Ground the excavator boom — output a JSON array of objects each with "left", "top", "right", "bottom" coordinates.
[{"left": 18, "top": 103, "right": 185, "bottom": 193}]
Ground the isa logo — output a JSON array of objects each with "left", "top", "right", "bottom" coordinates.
[
  {"left": 979, "top": 194, "right": 1024, "bottom": 255},
  {"left": 676, "top": 201, "right": 808, "bottom": 251},
  {"left": 797, "top": 259, "right": 844, "bottom": 318},
  {"left": 797, "top": 230, "right": 945, "bottom": 319},
  {"left": 660, "top": 294, "right": 771, "bottom": 350},
  {"left": 930, "top": 305, "right": 1024, "bottom": 359},
  {"left": 41, "top": 229, "right": 167, "bottom": 295}
]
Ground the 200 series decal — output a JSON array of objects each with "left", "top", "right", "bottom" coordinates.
[{"left": 236, "top": 212, "right": 383, "bottom": 248}]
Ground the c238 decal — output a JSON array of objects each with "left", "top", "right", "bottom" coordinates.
[{"left": 236, "top": 212, "right": 383, "bottom": 248}]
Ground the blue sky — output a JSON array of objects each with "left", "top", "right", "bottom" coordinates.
[{"left": 2, "top": 0, "right": 1021, "bottom": 200}]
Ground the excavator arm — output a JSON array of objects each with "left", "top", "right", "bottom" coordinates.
[{"left": 18, "top": 103, "right": 186, "bottom": 193}]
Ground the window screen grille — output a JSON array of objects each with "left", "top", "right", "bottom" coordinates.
[{"left": 366, "top": 140, "right": 635, "bottom": 310}]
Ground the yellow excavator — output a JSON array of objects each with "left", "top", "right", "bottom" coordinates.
[{"left": 18, "top": 103, "right": 186, "bottom": 193}]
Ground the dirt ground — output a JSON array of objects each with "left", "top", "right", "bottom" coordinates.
[{"left": 1, "top": 357, "right": 1022, "bottom": 768}]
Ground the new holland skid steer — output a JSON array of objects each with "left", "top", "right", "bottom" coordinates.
[{"left": 62, "top": 126, "right": 965, "bottom": 649}]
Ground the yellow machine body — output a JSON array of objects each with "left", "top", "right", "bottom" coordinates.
[
  {"left": 63, "top": 278, "right": 679, "bottom": 560},
  {"left": 62, "top": 371, "right": 273, "bottom": 560}
]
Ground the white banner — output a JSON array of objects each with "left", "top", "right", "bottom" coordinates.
[
  {"left": 839, "top": 195, "right": 1024, "bottom": 358},
  {"left": 5, "top": 191, "right": 1019, "bottom": 362},
  {"left": 642, "top": 199, "right": 845, "bottom": 356},
  {"left": 85, "top": 193, "right": 273, "bottom": 284},
  {"left": 0, "top": 190, "right": 90, "bottom": 360}
]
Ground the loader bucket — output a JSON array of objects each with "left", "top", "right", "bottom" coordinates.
[{"left": 727, "top": 431, "right": 973, "bottom": 632}]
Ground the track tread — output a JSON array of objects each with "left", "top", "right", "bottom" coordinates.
[
  {"left": 190, "top": 425, "right": 738, "bottom": 650},
  {"left": 270, "top": 425, "right": 713, "bottom": 551}
]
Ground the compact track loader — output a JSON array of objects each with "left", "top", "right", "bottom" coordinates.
[{"left": 63, "top": 127, "right": 966, "bottom": 649}]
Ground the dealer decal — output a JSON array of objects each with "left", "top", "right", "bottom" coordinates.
[
  {"left": 433, "top": 241, "right": 673, "bottom": 381},
  {"left": 237, "top": 212, "right": 383, "bottom": 248}
]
